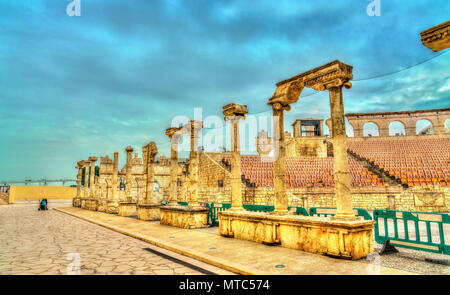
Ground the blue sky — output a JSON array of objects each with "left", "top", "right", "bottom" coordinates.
[{"left": 0, "top": 0, "right": 449, "bottom": 182}]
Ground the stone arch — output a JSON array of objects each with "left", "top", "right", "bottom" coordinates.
[
  {"left": 416, "top": 119, "right": 433, "bottom": 135},
  {"left": 445, "top": 117, "right": 450, "bottom": 133},
  {"left": 363, "top": 121, "right": 380, "bottom": 137},
  {"left": 389, "top": 121, "right": 406, "bottom": 136},
  {"left": 345, "top": 118, "right": 354, "bottom": 137}
]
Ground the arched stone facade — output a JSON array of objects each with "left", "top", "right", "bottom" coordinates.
[{"left": 345, "top": 108, "right": 450, "bottom": 137}]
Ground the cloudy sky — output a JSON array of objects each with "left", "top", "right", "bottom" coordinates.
[{"left": 0, "top": 0, "right": 449, "bottom": 183}]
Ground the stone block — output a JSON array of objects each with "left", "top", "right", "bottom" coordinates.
[
  {"left": 218, "top": 211, "right": 374, "bottom": 260},
  {"left": 106, "top": 200, "right": 119, "bottom": 214},
  {"left": 160, "top": 205, "right": 208, "bottom": 229},
  {"left": 118, "top": 202, "right": 137, "bottom": 216},
  {"left": 137, "top": 204, "right": 160, "bottom": 221},
  {"left": 72, "top": 197, "right": 81, "bottom": 208}
]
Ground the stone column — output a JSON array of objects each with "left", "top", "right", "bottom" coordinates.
[
  {"left": 83, "top": 161, "right": 90, "bottom": 198},
  {"left": 76, "top": 162, "right": 83, "bottom": 198},
  {"left": 112, "top": 152, "right": 119, "bottom": 201},
  {"left": 327, "top": 84, "right": 356, "bottom": 220},
  {"left": 166, "top": 127, "right": 183, "bottom": 206},
  {"left": 144, "top": 142, "right": 158, "bottom": 204},
  {"left": 271, "top": 102, "right": 290, "bottom": 214},
  {"left": 125, "top": 146, "right": 134, "bottom": 203},
  {"left": 223, "top": 104, "right": 248, "bottom": 211},
  {"left": 88, "top": 157, "right": 98, "bottom": 198},
  {"left": 187, "top": 120, "right": 203, "bottom": 207}
]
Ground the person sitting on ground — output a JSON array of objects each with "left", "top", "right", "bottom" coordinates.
[{"left": 38, "top": 199, "right": 48, "bottom": 211}]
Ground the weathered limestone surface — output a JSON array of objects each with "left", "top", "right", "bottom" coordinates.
[
  {"left": 218, "top": 211, "right": 374, "bottom": 260},
  {"left": 223, "top": 104, "right": 248, "bottom": 211},
  {"left": 137, "top": 141, "right": 161, "bottom": 221},
  {"left": 106, "top": 200, "right": 119, "bottom": 214},
  {"left": 160, "top": 206, "right": 208, "bottom": 229},
  {"left": 85, "top": 198, "right": 99, "bottom": 211},
  {"left": 118, "top": 202, "right": 137, "bottom": 217},
  {"left": 137, "top": 204, "right": 160, "bottom": 221},
  {"left": 73, "top": 161, "right": 84, "bottom": 207}
]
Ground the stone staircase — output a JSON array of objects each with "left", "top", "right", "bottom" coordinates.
[{"left": 347, "top": 150, "right": 405, "bottom": 188}]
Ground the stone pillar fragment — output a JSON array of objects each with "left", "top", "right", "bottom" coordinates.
[
  {"left": 106, "top": 152, "right": 120, "bottom": 214},
  {"left": 186, "top": 120, "right": 203, "bottom": 207},
  {"left": 137, "top": 142, "right": 160, "bottom": 221},
  {"left": 223, "top": 104, "right": 248, "bottom": 211},
  {"left": 76, "top": 162, "right": 83, "bottom": 198},
  {"left": 83, "top": 161, "right": 90, "bottom": 198},
  {"left": 165, "top": 127, "right": 184, "bottom": 206},
  {"left": 270, "top": 102, "right": 291, "bottom": 214},
  {"left": 88, "top": 156, "right": 98, "bottom": 198},
  {"left": 125, "top": 146, "right": 134, "bottom": 203},
  {"left": 327, "top": 84, "right": 355, "bottom": 220}
]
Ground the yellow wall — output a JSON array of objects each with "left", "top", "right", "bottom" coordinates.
[{"left": 8, "top": 185, "right": 77, "bottom": 203}]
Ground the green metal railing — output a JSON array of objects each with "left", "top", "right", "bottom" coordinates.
[
  {"left": 160, "top": 200, "right": 189, "bottom": 206},
  {"left": 206, "top": 203, "right": 309, "bottom": 224},
  {"left": 242, "top": 204, "right": 274, "bottom": 212},
  {"left": 309, "top": 207, "right": 373, "bottom": 220},
  {"left": 209, "top": 203, "right": 232, "bottom": 224},
  {"left": 287, "top": 206, "right": 309, "bottom": 216},
  {"left": 373, "top": 209, "right": 450, "bottom": 255}
]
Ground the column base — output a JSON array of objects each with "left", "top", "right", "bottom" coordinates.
[
  {"left": 72, "top": 197, "right": 81, "bottom": 208},
  {"left": 80, "top": 198, "right": 89, "bottom": 209},
  {"left": 84, "top": 198, "right": 99, "bottom": 211},
  {"left": 97, "top": 199, "right": 107, "bottom": 212},
  {"left": 106, "top": 200, "right": 119, "bottom": 214},
  {"left": 218, "top": 211, "right": 375, "bottom": 260},
  {"left": 160, "top": 205, "right": 208, "bottom": 229},
  {"left": 118, "top": 202, "right": 137, "bottom": 216},
  {"left": 137, "top": 203, "right": 161, "bottom": 221}
]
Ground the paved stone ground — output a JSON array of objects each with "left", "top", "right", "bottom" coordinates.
[
  {"left": 194, "top": 224, "right": 450, "bottom": 275},
  {"left": 0, "top": 205, "right": 204, "bottom": 275}
]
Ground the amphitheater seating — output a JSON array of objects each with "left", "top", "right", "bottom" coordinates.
[
  {"left": 347, "top": 137, "right": 450, "bottom": 187},
  {"left": 222, "top": 155, "right": 386, "bottom": 188}
]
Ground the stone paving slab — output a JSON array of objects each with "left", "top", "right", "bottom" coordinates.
[
  {"left": 0, "top": 205, "right": 233, "bottom": 275},
  {"left": 55, "top": 207, "right": 417, "bottom": 275}
]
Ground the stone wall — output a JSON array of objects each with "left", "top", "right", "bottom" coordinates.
[{"left": 286, "top": 137, "right": 329, "bottom": 157}]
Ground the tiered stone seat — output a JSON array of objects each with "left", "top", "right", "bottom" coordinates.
[
  {"left": 347, "top": 137, "right": 450, "bottom": 187},
  {"left": 222, "top": 155, "right": 386, "bottom": 188}
]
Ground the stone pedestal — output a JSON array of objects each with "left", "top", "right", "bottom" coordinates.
[
  {"left": 137, "top": 203, "right": 161, "bottom": 221},
  {"left": 80, "top": 198, "right": 89, "bottom": 209},
  {"left": 118, "top": 202, "right": 137, "bottom": 216},
  {"left": 218, "top": 211, "right": 374, "bottom": 260},
  {"left": 97, "top": 199, "right": 106, "bottom": 212},
  {"left": 84, "top": 198, "right": 99, "bottom": 211},
  {"left": 72, "top": 197, "right": 81, "bottom": 208},
  {"left": 106, "top": 200, "right": 119, "bottom": 214},
  {"left": 160, "top": 206, "right": 208, "bottom": 229}
]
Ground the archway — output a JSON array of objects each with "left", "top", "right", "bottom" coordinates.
[
  {"left": 389, "top": 121, "right": 406, "bottom": 136},
  {"left": 363, "top": 122, "right": 379, "bottom": 137},
  {"left": 445, "top": 118, "right": 450, "bottom": 133},
  {"left": 416, "top": 119, "right": 433, "bottom": 135},
  {"left": 153, "top": 181, "right": 159, "bottom": 192}
]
